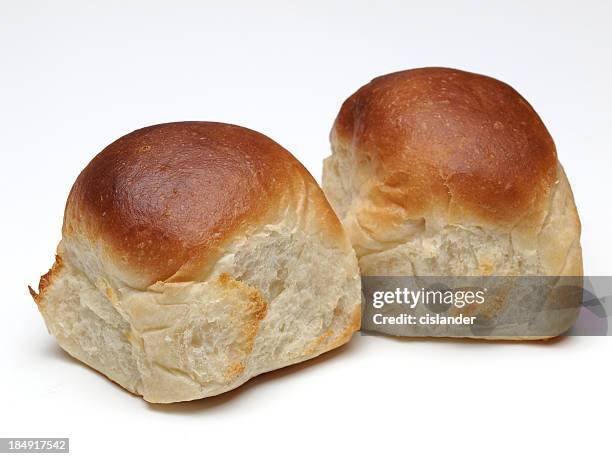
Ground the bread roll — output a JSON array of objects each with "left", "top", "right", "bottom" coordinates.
[
  {"left": 30, "top": 122, "right": 361, "bottom": 402},
  {"left": 323, "top": 67, "right": 582, "bottom": 338}
]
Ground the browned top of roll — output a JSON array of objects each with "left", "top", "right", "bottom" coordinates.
[
  {"left": 63, "top": 122, "right": 343, "bottom": 287},
  {"left": 332, "top": 67, "right": 558, "bottom": 228}
]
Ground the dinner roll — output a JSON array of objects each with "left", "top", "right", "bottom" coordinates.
[
  {"left": 30, "top": 122, "right": 361, "bottom": 403},
  {"left": 323, "top": 68, "right": 582, "bottom": 338}
]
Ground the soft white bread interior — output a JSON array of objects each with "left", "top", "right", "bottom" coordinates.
[
  {"left": 30, "top": 122, "right": 361, "bottom": 403},
  {"left": 323, "top": 67, "right": 582, "bottom": 338}
]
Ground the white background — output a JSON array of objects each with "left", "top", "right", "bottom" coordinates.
[{"left": 1, "top": 1, "right": 611, "bottom": 458}]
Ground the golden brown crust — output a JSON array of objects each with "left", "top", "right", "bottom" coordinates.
[
  {"left": 215, "top": 273, "right": 268, "bottom": 383},
  {"left": 63, "top": 122, "right": 344, "bottom": 287},
  {"left": 29, "top": 254, "right": 64, "bottom": 308},
  {"left": 332, "top": 67, "right": 558, "bottom": 231}
]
